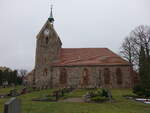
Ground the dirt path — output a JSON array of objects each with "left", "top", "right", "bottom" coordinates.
[{"left": 59, "top": 98, "right": 84, "bottom": 103}]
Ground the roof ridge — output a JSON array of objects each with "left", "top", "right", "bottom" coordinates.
[{"left": 61, "top": 48, "right": 108, "bottom": 49}]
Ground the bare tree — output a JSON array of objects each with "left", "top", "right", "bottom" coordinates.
[
  {"left": 120, "top": 37, "right": 135, "bottom": 66},
  {"left": 120, "top": 25, "right": 150, "bottom": 70},
  {"left": 131, "top": 25, "right": 150, "bottom": 57},
  {"left": 19, "top": 69, "right": 28, "bottom": 77}
]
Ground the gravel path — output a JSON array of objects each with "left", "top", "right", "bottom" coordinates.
[{"left": 59, "top": 98, "right": 84, "bottom": 103}]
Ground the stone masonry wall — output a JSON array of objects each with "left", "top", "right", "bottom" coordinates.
[
  {"left": 31, "top": 65, "right": 132, "bottom": 89},
  {"left": 49, "top": 65, "right": 132, "bottom": 89}
]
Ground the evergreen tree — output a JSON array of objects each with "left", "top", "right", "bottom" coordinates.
[
  {"left": 0, "top": 70, "right": 2, "bottom": 85},
  {"left": 12, "top": 70, "right": 18, "bottom": 85},
  {"left": 133, "top": 46, "right": 150, "bottom": 97},
  {"left": 139, "top": 46, "right": 146, "bottom": 85},
  {"left": 0, "top": 67, "right": 25, "bottom": 86}
]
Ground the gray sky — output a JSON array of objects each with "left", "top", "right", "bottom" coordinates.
[{"left": 0, "top": 0, "right": 150, "bottom": 71}]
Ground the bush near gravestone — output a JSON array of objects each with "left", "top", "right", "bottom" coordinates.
[
  {"left": 8, "top": 89, "right": 19, "bottom": 97},
  {"left": 101, "top": 89, "right": 109, "bottom": 97},
  {"left": 133, "top": 84, "right": 150, "bottom": 97},
  {"left": 84, "top": 89, "right": 112, "bottom": 103}
]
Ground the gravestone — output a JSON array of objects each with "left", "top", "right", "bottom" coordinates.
[
  {"left": 4, "top": 97, "right": 21, "bottom": 113},
  {"left": 107, "top": 89, "right": 112, "bottom": 102},
  {"left": 2, "top": 81, "right": 8, "bottom": 88}
]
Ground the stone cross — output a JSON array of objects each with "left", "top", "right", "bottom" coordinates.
[{"left": 4, "top": 97, "right": 21, "bottom": 113}]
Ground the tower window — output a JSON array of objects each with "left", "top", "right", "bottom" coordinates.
[{"left": 46, "top": 37, "right": 49, "bottom": 44}]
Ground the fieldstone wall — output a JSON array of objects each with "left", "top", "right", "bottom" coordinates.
[
  {"left": 34, "top": 66, "right": 52, "bottom": 89},
  {"left": 46, "top": 65, "right": 132, "bottom": 89}
]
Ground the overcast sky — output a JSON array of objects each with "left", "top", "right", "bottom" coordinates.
[{"left": 0, "top": 0, "right": 150, "bottom": 71}]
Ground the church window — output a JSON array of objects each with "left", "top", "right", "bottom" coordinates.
[
  {"left": 116, "top": 68, "right": 123, "bottom": 85},
  {"left": 59, "top": 68, "right": 67, "bottom": 84},
  {"left": 98, "top": 70, "right": 101, "bottom": 87},
  {"left": 104, "top": 68, "right": 110, "bottom": 84}
]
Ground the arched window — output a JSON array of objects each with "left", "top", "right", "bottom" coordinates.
[
  {"left": 82, "top": 68, "right": 89, "bottom": 86},
  {"left": 46, "top": 37, "right": 49, "bottom": 44},
  {"left": 116, "top": 68, "right": 123, "bottom": 85},
  {"left": 59, "top": 68, "right": 67, "bottom": 84},
  {"left": 98, "top": 70, "right": 102, "bottom": 87},
  {"left": 104, "top": 68, "right": 110, "bottom": 84}
]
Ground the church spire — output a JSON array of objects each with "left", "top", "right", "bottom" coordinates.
[{"left": 48, "top": 5, "right": 54, "bottom": 23}]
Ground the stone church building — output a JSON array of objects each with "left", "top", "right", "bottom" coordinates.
[{"left": 26, "top": 8, "right": 134, "bottom": 89}]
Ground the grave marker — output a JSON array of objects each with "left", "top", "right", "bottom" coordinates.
[{"left": 4, "top": 97, "right": 21, "bottom": 113}]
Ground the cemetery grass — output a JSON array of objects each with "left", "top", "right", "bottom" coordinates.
[
  {"left": 0, "top": 86, "right": 23, "bottom": 95},
  {"left": 0, "top": 88, "right": 150, "bottom": 113}
]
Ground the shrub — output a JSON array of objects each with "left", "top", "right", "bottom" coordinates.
[
  {"left": 96, "top": 89, "right": 102, "bottom": 96},
  {"left": 84, "top": 89, "right": 112, "bottom": 103},
  {"left": 133, "top": 84, "right": 150, "bottom": 97},
  {"left": 88, "top": 91, "right": 97, "bottom": 97},
  {"left": 101, "top": 89, "right": 109, "bottom": 97}
]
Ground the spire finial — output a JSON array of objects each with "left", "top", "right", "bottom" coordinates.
[{"left": 48, "top": 4, "right": 54, "bottom": 23}]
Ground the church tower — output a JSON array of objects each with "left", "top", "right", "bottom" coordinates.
[
  {"left": 35, "top": 5, "right": 62, "bottom": 69},
  {"left": 34, "top": 6, "right": 62, "bottom": 89}
]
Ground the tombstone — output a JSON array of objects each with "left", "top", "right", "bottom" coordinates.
[
  {"left": 4, "top": 97, "right": 21, "bottom": 113},
  {"left": 107, "top": 89, "right": 112, "bottom": 102},
  {"left": 2, "top": 81, "right": 8, "bottom": 88}
]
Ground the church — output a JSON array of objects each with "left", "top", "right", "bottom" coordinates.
[{"left": 26, "top": 7, "right": 134, "bottom": 89}]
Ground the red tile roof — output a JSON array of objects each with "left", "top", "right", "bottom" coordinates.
[{"left": 52, "top": 48, "right": 130, "bottom": 66}]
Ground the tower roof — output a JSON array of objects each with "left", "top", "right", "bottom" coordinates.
[{"left": 48, "top": 5, "right": 54, "bottom": 23}]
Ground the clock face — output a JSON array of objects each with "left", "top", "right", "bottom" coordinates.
[{"left": 44, "top": 28, "right": 49, "bottom": 36}]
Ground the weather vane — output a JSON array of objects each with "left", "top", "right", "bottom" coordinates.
[
  {"left": 48, "top": 0, "right": 55, "bottom": 23},
  {"left": 50, "top": 0, "right": 54, "bottom": 6},
  {"left": 50, "top": 0, "right": 54, "bottom": 13}
]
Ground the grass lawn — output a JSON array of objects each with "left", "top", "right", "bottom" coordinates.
[{"left": 0, "top": 87, "right": 150, "bottom": 113}]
